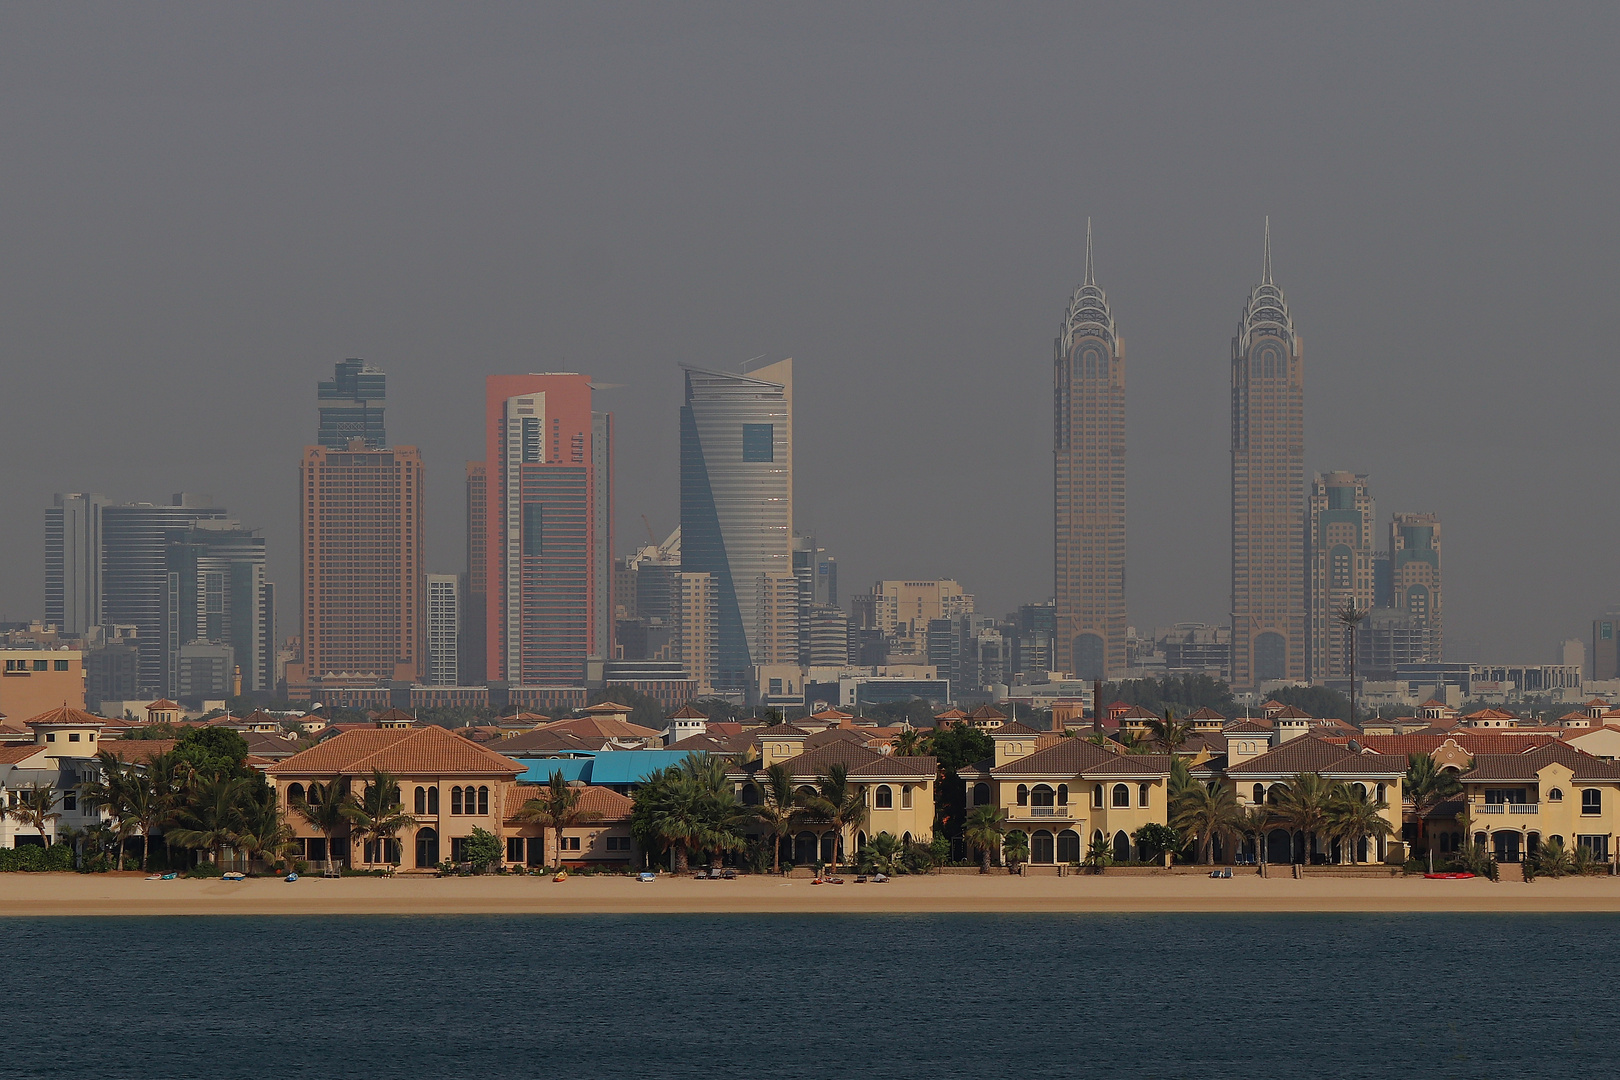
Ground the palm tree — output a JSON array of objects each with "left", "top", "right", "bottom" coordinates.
[
  {"left": 1002, "top": 829, "right": 1030, "bottom": 869},
  {"left": 1336, "top": 601, "right": 1369, "bottom": 723},
  {"left": 1271, "top": 772, "right": 1335, "bottom": 864},
  {"left": 1113, "top": 729, "right": 1149, "bottom": 755},
  {"left": 145, "top": 751, "right": 188, "bottom": 870},
  {"left": 857, "top": 831, "right": 903, "bottom": 874},
  {"left": 292, "top": 778, "right": 357, "bottom": 873},
  {"left": 1235, "top": 804, "right": 1272, "bottom": 867},
  {"left": 167, "top": 775, "right": 249, "bottom": 868},
  {"left": 677, "top": 753, "right": 749, "bottom": 869},
  {"left": 1404, "top": 752, "right": 1461, "bottom": 871},
  {"left": 1082, "top": 834, "right": 1114, "bottom": 875},
  {"left": 1325, "top": 784, "right": 1396, "bottom": 864},
  {"left": 799, "top": 764, "right": 869, "bottom": 873},
  {"left": 892, "top": 729, "right": 928, "bottom": 757},
  {"left": 961, "top": 804, "right": 1007, "bottom": 873},
  {"left": 234, "top": 786, "right": 297, "bottom": 873},
  {"left": 518, "top": 771, "right": 599, "bottom": 869},
  {"left": 6, "top": 784, "right": 62, "bottom": 847},
  {"left": 752, "top": 762, "right": 803, "bottom": 873},
  {"left": 1169, "top": 779, "right": 1240, "bottom": 864},
  {"left": 1147, "top": 709, "right": 1193, "bottom": 753},
  {"left": 344, "top": 769, "right": 418, "bottom": 867}
]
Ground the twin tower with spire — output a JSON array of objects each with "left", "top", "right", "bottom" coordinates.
[{"left": 1053, "top": 221, "right": 1304, "bottom": 692}]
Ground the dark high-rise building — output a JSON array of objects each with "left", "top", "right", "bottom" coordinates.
[
  {"left": 461, "top": 461, "right": 488, "bottom": 685},
  {"left": 162, "top": 524, "right": 274, "bottom": 696},
  {"left": 1054, "top": 223, "right": 1126, "bottom": 680},
  {"left": 317, "top": 359, "right": 387, "bottom": 450},
  {"left": 1307, "top": 471, "right": 1375, "bottom": 680},
  {"left": 1390, "top": 512, "right": 1443, "bottom": 659},
  {"left": 1230, "top": 222, "right": 1306, "bottom": 689},
  {"left": 46, "top": 492, "right": 108, "bottom": 635}
]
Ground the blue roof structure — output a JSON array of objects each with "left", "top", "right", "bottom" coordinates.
[{"left": 513, "top": 750, "right": 696, "bottom": 787}]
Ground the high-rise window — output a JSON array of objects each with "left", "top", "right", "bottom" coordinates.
[{"left": 741, "top": 423, "right": 774, "bottom": 462}]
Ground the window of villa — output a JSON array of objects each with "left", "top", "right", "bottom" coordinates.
[
  {"left": 1093, "top": 784, "right": 1104, "bottom": 808},
  {"left": 451, "top": 787, "right": 464, "bottom": 815},
  {"left": 63, "top": 791, "right": 77, "bottom": 811},
  {"left": 415, "top": 787, "right": 426, "bottom": 814},
  {"left": 478, "top": 787, "right": 489, "bottom": 815},
  {"left": 1582, "top": 789, "right": 1602, "bottom": 815},
  {"left": 288, "top": 783, "right": 305, "bottom": 804},
  {"left": 1375, "top": 784, "right": 1386, "bottom": 803},
  {"left": 973, "top": 782, "right": 990, "bottom": 806},
  {"left": 1352, "top": 783, "right": 1367, "bottom": 798},
  {"left": 428, "top": 787, "right": 439, "bottom": 814},
  {"left": 875, "top": 785, "right": 893, "bottom": 809},
  {"left": 1057, "top": 784, "right": 1068, "bottom": 806},
  {"left": 1253, "top": 784, "right": 1264, "bottom": 804},
  {"left": 1112, "top": 784, "right": 1129, "bottom": 808},
  {"left": 1548, "top": 789, "right": 1564, "bottom": 802},
  {"left": 69, "top": 732, "right": 80, "bottom": 742},
  {"left": 1138, "top": 783, "right": 1150, "bottom": 807},
  {"left": 1017, "top": 785, "right": 1029, "bottom": 806},
  {"left": 563, "top": 837, "right": 581, "bottom": 851},
  {"left": 507, "top": 838, "right": 524, "bottom": 862},
  {"left": 902, "top": 786, "right": 913, "bottom": 809}
]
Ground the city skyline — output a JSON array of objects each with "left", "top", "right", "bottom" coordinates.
[{"left": 2, "top": 8, "right": 1616, "bottom": 663}]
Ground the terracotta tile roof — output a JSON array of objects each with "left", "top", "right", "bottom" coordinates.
[
  {"left": 1185, "top": 707, "right": 1228, "bottom": 721},
  {"left": 1223, "top": 720, "right": 1272, "bottom": 735},
  {"left": 934, "top": 708, "right": 968, "bottom": 721},
  {"left": 1462, "top": 708, "right": 1521, "bottom": 722},
  {"left": 101, "top": 739, "right": 179, "bottom": 763},
  {"left": 989, "top": 721, "right": 1043, "bottom": 737},
  {"left": 24, "top": 706, "right": 106, "bottom": 727},
  {"left": 967, "top": 705, "right": 1007, "bottom": 721},
  {"left": 579, "top": 702, "right": 635, "bottom": 716},
  {"left": 371, "top": 708, "right": 416, "bottom": 722},
  {"left": 1320, "top": 754, "right": 1407, "bottom": 777},
  {"left": 267, "top": 725, "right": 524, "bottom": 778},
  {"left": 1343, "top": 732, "right": 1559, "bottom": 757},
  {"left": 1223, "top": 736, "right": 1362, "bottom": 777},
  {"left": 504, "top": 784, "right": 634, "bottom": 823},
  {"left": 990, "top": 738, "right": 1122, "bottom": 778},
  {"left": 1461, "top": 743, "right": 1620, "bottom": 783},
  {"left": 805, "top": 727, "right": 881, "bottom": 750},
  {"left": 497, "top": 728, "right": 600, "bottom": 754},
  {"left": 772, "top": 743, "right": 885, "bottom": 776},
  {"left": 1420, "top": 698, "right": 1450, "bottom": 708},
  {"left": 0, "top": 744, "right": 47, "bottom": 765},
  {"left": 1115, "top": 704, "right": 1162, "bottom": 720},
  {"left": 1270, "top": 705, "right": 1316, "bottom": 720},
  {"left": 669, "top": 704, "right": 708, "bottom": 719},
  {"left": 538, "top": 716, "right": 661, "bottom": 740},
  {"left": 1081, "top": 753, "right": 1173, "bottom": 778},
  {"left": 146, "top": 699, "right": 180, "bottom": 710},
  {"left": 753, "top": 723, "right": 810, "bottom": 738},
  {"left": 847, "top": 755, "right": 938, "bottom": 779}
]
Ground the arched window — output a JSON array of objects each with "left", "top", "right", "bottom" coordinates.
[
  {"left": 287, "top": 783, "right": 305, "bottom": 804},
  {"left": 1253, "top": 784, "right": 1265, "bottom": 804},
  {"left": 1138, "top": 783, "right": 1150, "bottom": 807},
  {"left": 414, "top": 786, "right": 426, "bottom": 815},
  {"left": 972, "top": 782, "right": 990, "bottom": 806},
  {"left": 1056, "top": 784, "right": 1068, "bottom": 806},
  {"left": 741, "top": 784, "right": 760, "bottom": 806},
  {"left": 451, "top": 787, "right": 463, "bottom": 815},
  {"left": 875, "top": 785, "right": 893, "bottom": 809},
  {"left": 1031, "top": 784, "right": 1055, "bottom": 807},
  {"left": 901, "top": 786, "right": 913, "bottom": 809},
  {"left": 1057, "top": 829, "right": 1080, "bottom": 863},
  {"left": 428, "top": 787, "right": 439, "bottom": 814},
  {"left": 478, "top": 787, "right": 489, "bottom": 815},
  {"left": 1112, "top": 784, "right": 1130, "bottom": 808},
  {"left": 1353, "top": 783, "right": 1367, "bottom": 799},
  {"left": 1582, "top": 789, "right": 1602, "bottom": 815},
  {"left": 1093, "top": 784, "right": 1105, "bottom": 808},
  {"left": 1017, "top": 785, "right": 1029, "bottom": 806},
  {"left": 1375, "top": 783, "right": 1386, "bottom": 803},
  {"left": 1548, "top": 788, "right": 1564, "bottom": 802}
]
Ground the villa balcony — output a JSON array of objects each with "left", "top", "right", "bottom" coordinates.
[
  {"left": 1474, "top": 803, "right": 1539, "bottom": 815},
  {"left": 1008, "top": 806, "right": 1083, "bottom": 822}
]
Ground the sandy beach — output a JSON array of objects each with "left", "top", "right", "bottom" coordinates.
[{"left": 4, "top": 871, "right": 1620, "bottom": 916}]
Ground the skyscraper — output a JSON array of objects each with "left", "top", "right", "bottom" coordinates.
[
  {"left": 1054, "top": 222, "right": 1127, "bottom": 680},
  {"left": 161, "top": 522, "right": 274, "bottom": 696},
  {"left": 1307, "top": 471, "right": 1374, "bottom": 680},
  {"left": 317, "top": 359, "right": 387, "bottom": 450},
  {"left": 426, "top": 574, "right": 460, "bottom": 687},
  {"left": 478, "top": 374, "right": 612, "bottom": 686},
  {"left": 680, "top": 360, "right": 793, "bottom": 690},
  {"left": 1230, "top": 222, "right": 1306, "bottom": 689},
  {"left": 1390, "top": 512, "right": 1443, "bottom": 658},
  {"left": 290, "top": 442, "right": 425, "bottom": 695},
  {"left": 460, "top": 461, "right": 488, "bottom": 686},
  {"left": 45, "top": 492, "right": 107, "bottom": 635}
]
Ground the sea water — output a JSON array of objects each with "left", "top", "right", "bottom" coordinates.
[{"left": 6, "top": 913, "right": 1612, "bottom": 1079}]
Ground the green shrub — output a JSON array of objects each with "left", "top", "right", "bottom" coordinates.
[
  {"left": 0, "top": 844, "right": 74, "bottom": 872},
  {"left": 186, "top": 863, "right": 224, "bottom": 879}
]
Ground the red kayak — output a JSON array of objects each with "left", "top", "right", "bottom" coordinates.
[{"left": 1423, "top": 872, "right": 1475, "bottom": 879}]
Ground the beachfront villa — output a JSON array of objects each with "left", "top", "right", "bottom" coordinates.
[
  {"left": 501, "top": 783, "right": 637, "bottom": 868},
  {"left": 959, "top": 727, "right": 1173, "bottom": 865},
  {"left": 730, "top": 736, "right": 938, "bottom": 866},
  {"left": 1448, "top": 742, "right": 1620, "bottom": 865},
  {"left": 1222, "top": 735, "right": 1406, "bottom": 864},
  {"left": 0, "top": 707, "right": 118, "bottom": 847}
]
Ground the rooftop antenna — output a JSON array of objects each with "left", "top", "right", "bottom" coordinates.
[
  {"left": 1262, "top": 217, "right": 1273, "bottom": 285},
  {"left": 1084, "top": 217, "right": 1095, "bottom": 286}
]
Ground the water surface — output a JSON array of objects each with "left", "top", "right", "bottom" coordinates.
[{"left": 8, "top": 914, "right": 1610, "bottom": 1079}]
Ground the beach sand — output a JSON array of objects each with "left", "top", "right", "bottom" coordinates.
[{"left": 5, "top": 871, "right": 1620, "bottom": 916}]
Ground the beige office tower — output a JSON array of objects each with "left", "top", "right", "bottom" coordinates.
[
  {"left": 1308, "top": 471, "right": 1375, "bottom": 679},
  {"left": 1054, "top": 222, "right": 1126, "bottom": 680},
  {"left": 754, "top": 572, "right": 801, "bottom": 666},
  {"left": 1390, "top": 513, "right": 1442, "bottom": 657},
  {"left": 673, "top": 571, "right": 719, "bottom": 694},
  {"left": 1230, "top": 222, "right": 1306, "bottom": 689},
  {"left": 857, "top": 580, "right": 974, "bottom": 637}
]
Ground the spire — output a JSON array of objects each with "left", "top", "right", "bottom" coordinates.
[
  {"left": 1261, "top": 216, "right": 1272, "bottom": 285},
  {"left": 1084, "top": 217, "right": 1095, "bottom": 286}
]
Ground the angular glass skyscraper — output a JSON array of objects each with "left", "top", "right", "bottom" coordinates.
[
  {"left": 1054, "top": 223, "right": 1126, "bottom": 681},
  {"left": 317, "top": 359, "right": 387, "bottom": 450},
  {"left": 1230, "top": 223, "right": 1306, "bottom": 689},
  {"left": 681, "top": 360, "right": 793, "bottom": 690}
]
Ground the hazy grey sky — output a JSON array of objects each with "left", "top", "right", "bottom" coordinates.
[{"left": 2, "top": 4, "right": 1616, "bottom": 663}]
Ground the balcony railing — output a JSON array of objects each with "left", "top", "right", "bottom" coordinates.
[
  {"left": 1474, "top": 802, "right": 1539, "bottom": 814},
  {"left": 1011, "top": 805, "right": 1080, "bottom": 821}
]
